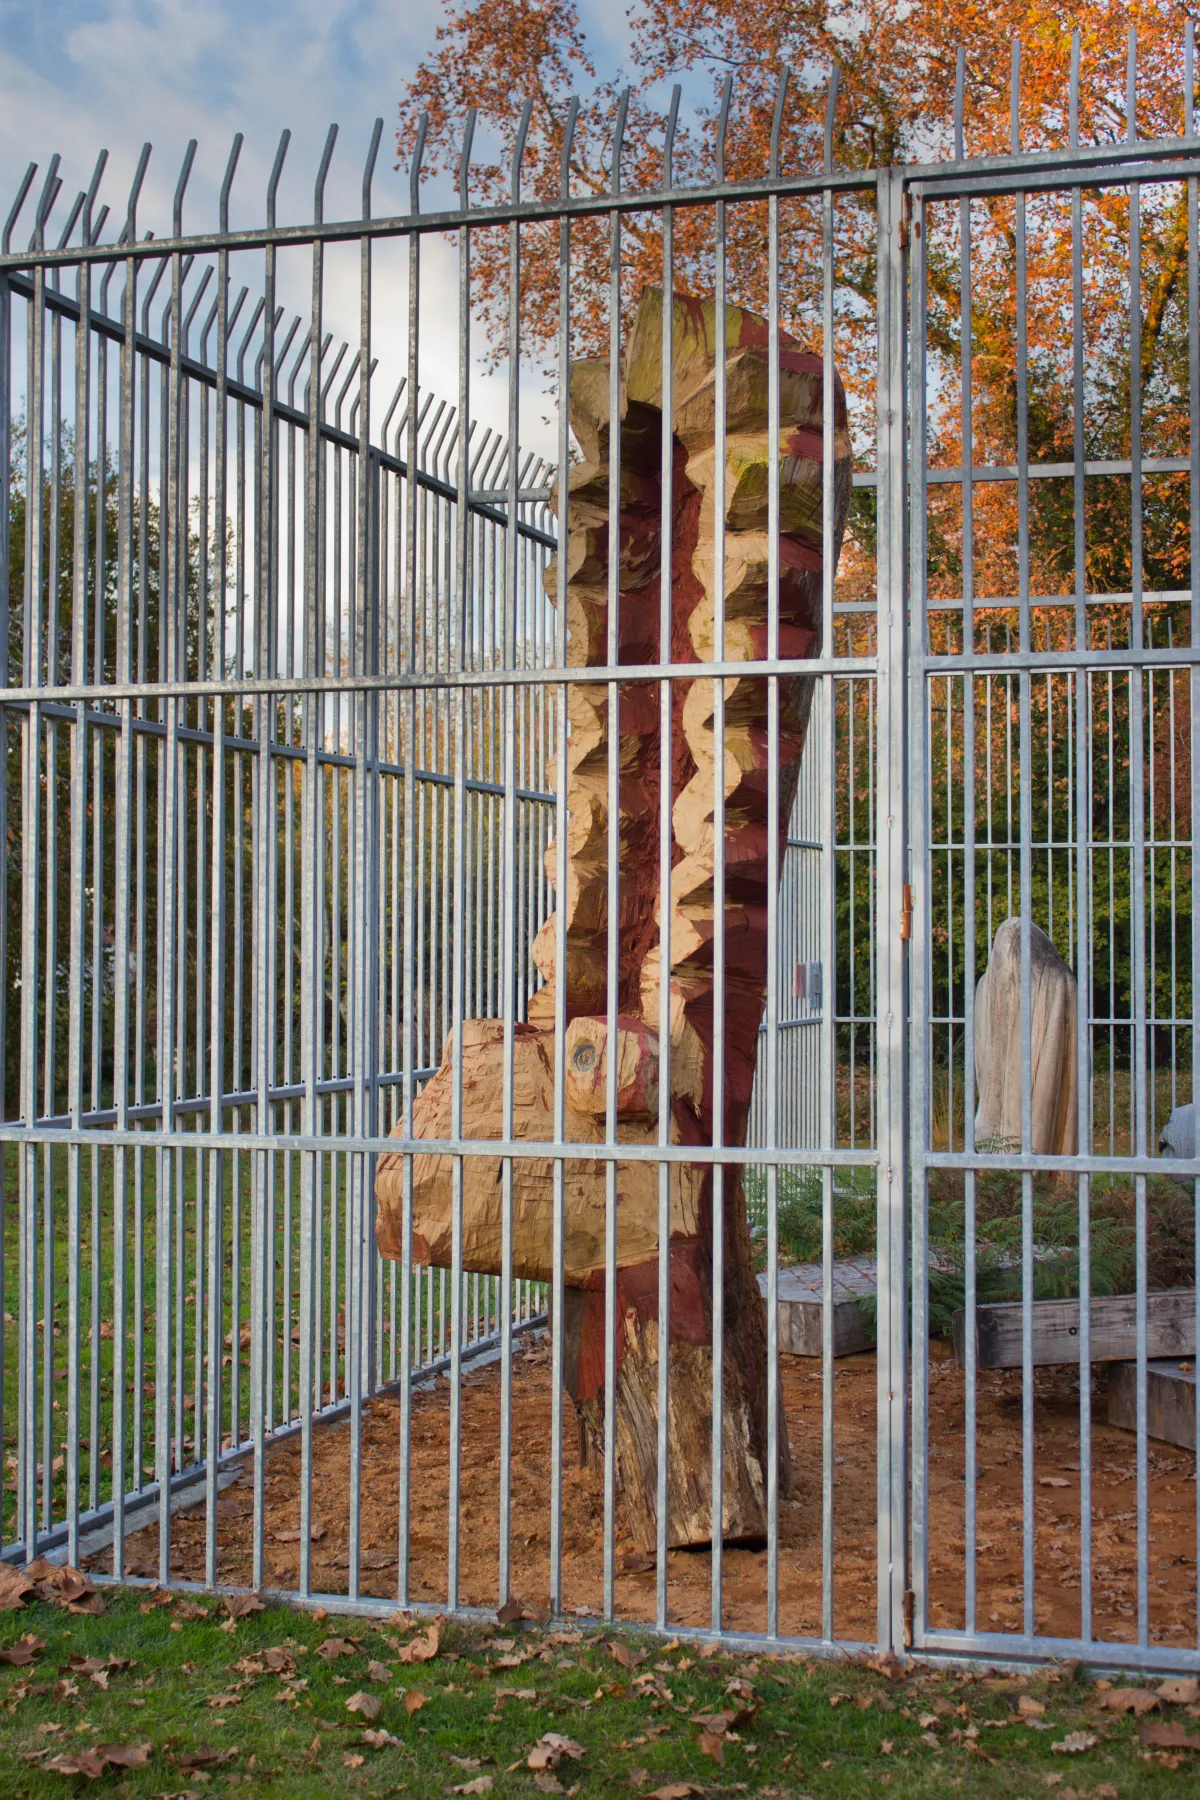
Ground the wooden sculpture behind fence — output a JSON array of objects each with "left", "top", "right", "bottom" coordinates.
[{"left": 376, "top": 287, "right": 852, "bottom": 1550}]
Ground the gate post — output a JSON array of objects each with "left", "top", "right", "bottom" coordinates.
[{"left": 873, "top": 164, "right": 911, "bottom": 1657}]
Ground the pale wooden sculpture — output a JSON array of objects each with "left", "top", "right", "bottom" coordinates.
[
  {"left": 376, "top": 287, "right": 852, "bottom": 1549},
  {"left": 974, "top": 918, "right": 1078, "bottom": 1155}
]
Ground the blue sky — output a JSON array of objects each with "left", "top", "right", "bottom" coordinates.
[{"left": 0, "top": 0, "right": 635, "bottom": 444}]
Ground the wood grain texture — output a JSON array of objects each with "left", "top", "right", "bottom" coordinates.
[
  {"left": 1106, "top": 1358, "right": 1197, "bottom": 1450},
  {"left": 376, "top": 286, "right": 851, "bottom": 1549},
  {"left": 953, "top": 1289, "right": 1197, "bottom": 1369}
]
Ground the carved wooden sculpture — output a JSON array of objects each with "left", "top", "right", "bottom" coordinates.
[
  {"left": 974, "top": 918, "right": 1078, "bottom": 1155},
  {"left": 376, "top": 288, "right": 851, "bottom": 1549}
]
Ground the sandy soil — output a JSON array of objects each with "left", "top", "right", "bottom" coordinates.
[{"left": 107, "top": 1337, "right": 1196, "bottom": 1648}]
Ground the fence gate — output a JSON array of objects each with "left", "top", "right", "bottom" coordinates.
[
  {"left": 903, "top": 98, "right": 1200, "bottom": 1673},
  {"left": 1, "top": 32, "right": 1198, "bottom": 1678}
]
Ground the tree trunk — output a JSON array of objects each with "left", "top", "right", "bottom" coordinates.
[{"left": 376, "top": 285, "right": 851, "bottom": 1553}]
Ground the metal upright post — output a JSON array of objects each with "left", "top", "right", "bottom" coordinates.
[{"left": 873, "top": 163, "right": 909, "bottom": 1659}]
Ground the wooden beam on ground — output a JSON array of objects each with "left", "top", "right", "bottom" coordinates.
[
  {"left": 1107, "top": 1358, "right": 1196, "bottom": 1450},
  {"left": 953, "top": 1290, "right": 1197, "bottom": 1370}
]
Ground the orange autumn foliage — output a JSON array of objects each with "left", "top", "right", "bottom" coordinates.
[{"left": 397, "top": 1, "right": 1195, "bottom": 615}]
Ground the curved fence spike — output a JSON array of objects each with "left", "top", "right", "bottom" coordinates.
[
  {"left": 33, "top": 155, "right": 62, "bottom": 249},
  {"left": 226, "top": 282, "right": 249, "bottom": 341},
  {"left": 611, "top": 86, "right": 630, "bottom": 195},
  {"left": 83, "top": 149, "right": 108, "bottom": 241},
  {"left": 287, "top": 325, "right": 314, "bottom": 407},
  {"left": 3, "top": 162, "right": 37, "bottom": 254},
  {"left": 363, "top": 117, "right": 383, "bottom": 219},
  {"left": 560, "top": 96, "right": 580, "bottom": 197},
  {"left": 200, "top": 294, "right": 220, "bottom": 363},
  {"left": 183, "top": 263, "right": 214, "bottom": 350},
  {"left": 139, "top": 255, "right": 169, "bottom": 333},
  {"left": 335, "top": 348, "right": 361, "bottom": 426},
  {"left": 716, "top": 74, "right": 733, "bottom": 183},
  {"left": 458, "top": 109, "right": 477, "bottom": 211},
  {"left": 823, "top": 66, "right": 840, "bottom": 174},
  {"left": 159, "top": 252, "right": 193, "bottom": 341},
  {"left": 409, "top": 113, "right": 428, "bottom": 216},
  {"left": 274, "top": 313, "right": 302, "bottom": 381},
  {"left": 255, "top": 305, "right": 284, "bottom": 388},
  {"left": 320, "top": 339, "right": 349, "bottom": 410},
  {"left": 88, "top": 203, "right": 110, "bottom": 247},
  {"left": 220, "top": 133, "right": 244, "bottom": 234},
  {"left": 381, "top": 375, "right": 407, "bottom": 445},
  {"left": 57, "top": 191, "right": 86, "bottom": 252},
  {"left": 267, "top": 128, "right": 290, "bottom": 229},
  {"left": 664, "top": 84, "right": 681, "bottom": 189},
  {"left": 314, "top": 124, "right": 338, "bottom": 227},
  {"left": 124, "top": 142, "right": 152, "bottom": 241},
  {"left": 236, "top": 294, "right": 266, "bottom": 384},
  {"left": 173, "top": 138, "right": 198, "bottom": 236},
  {"left": 511, "top": 99, "right": 533, "bottom": 204},
  {"left": 769, "top": 67, "right": 791, "bottom": 178}
]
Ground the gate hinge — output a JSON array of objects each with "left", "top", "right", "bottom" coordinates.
[
  {"left": 899, "top": 884, "right": 913, "bottom": 941},
  {"left": 903, "top": 1588, "right": 915, "bottom": 1649}
]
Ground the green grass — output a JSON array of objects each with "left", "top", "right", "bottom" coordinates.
[{"left": 0, "top": 1586, "right": 1194, "bottom": 1798}]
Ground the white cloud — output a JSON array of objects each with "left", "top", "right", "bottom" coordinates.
[{"left": 0, "top": 0, "right": 559, "bottom": 461}]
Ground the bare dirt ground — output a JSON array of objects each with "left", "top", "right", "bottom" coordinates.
[{"left": 109, "top": 1337, "right": 1196, "bottom": 1648}]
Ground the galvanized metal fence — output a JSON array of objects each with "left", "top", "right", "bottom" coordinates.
[{"left": 0, "top": 24, "right": 1198, "bottom": 1674}]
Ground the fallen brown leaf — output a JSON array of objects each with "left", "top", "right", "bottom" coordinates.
[
  {"left": 1017, "top": 1694, "right": 1046, "bottom": 1719},
  {"left": 404, "top": 1688, "right": 429, "bottom": 1715},
  {"left": 395, "top": 1619, "right": 442, "bottom": 1664},
  {"left": 1159, "top": 1677, "right": 1200, "bottom": 1706},
  {"left": 97, "top": 1743, "right": 151, "bottom": 1770},
  {"left": 360, "top": 1728, "right": 399, "bottom": 1748},
  {"left": 316, "top": 1636, "right": 359, "bottom": 1662},
  {"left": 533, "top": 1776, "right": 564, "bottom": 1796},
  {"left": 1138, "top": 1720, "right": 1200, "bottom": 1750},
  {"left": 497, "top": 1596, "right": 527, "bottom": 1626},
  {"left": 1051, "top": 1731, "right": 1098, "bottom": 1754},
  {"left": 648, "top": 1787, "right": 706, "bottom": 1800},
  {"left": 173, "top": 1749, "right": 238, "bottom": 1770},
  {"left": 0, "top": 1633, "right": 44, "bottom": 1666},
  {"left": 528, "top": 1733, "right": 585, "bottom": 1771},
  {"left": 609, "top": 1642, "right": 646, "bottom": 1671},
  {"left": 1102, "top": 1688, "right": 1159, "bottom": 1716},
  {"left": 137, "top": 1589, "right": 174, "bottom": 1614},
  {"left": 342, "top": 1753, "right": 365, "bottom": 1768},
  {"left": 224, "top": 1593, "right": 265, "bottom": 1620},
  {"left": 173, "top": 1600, "right": 210, "bottom": 1622},
  {"left": 697, "top": 1731, "right": 724, "bottom": 1766},
  {"left": 1039, "top": 1476, "right": 1069, "bottom": 1488},
  {"left": 345, "top": 1690, "right": 382, "bottom": 1722},
  {"left": 865, "top": 1651, "right": 906, "bottom": 1682},
  {"left": 366, "top": 1659, "right": 391, "bottom": 1683},
  {"left": 453, "top": 1780, "right": 493, "bottom": 1796},
  {"left": 43, "top": 1749, "right": 109, "bottom": 1779}
]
